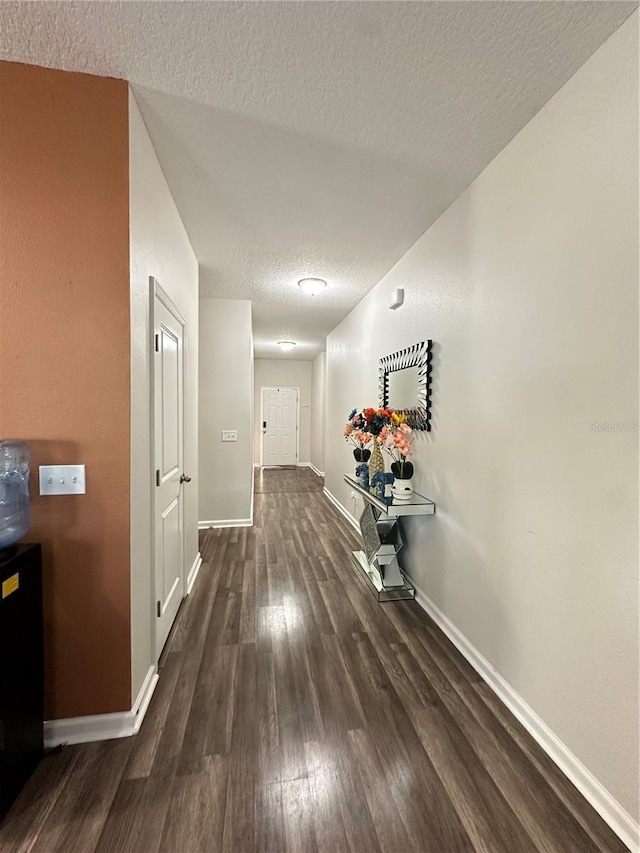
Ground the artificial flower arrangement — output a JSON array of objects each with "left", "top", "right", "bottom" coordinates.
[
  {"left": 344, "top": 407, "right": 395, "bottom": 460},
  {"left": 344, "top": 408, "right": 374, "bottom": 460},
  {"left": 380, "top": 414, "right": 414, "bottom": 479},
  {"left": 343, "top": 425, "right": 373, "bottom": 461},
  {"left": 346, "top": 407, "right": 394, "bottom": 436},
  {"left": 345, "top": 408, "right": 414, "bottom": 473}
]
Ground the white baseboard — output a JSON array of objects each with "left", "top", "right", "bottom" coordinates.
[
  {"left": 324, "top": 487, "right": 638, "bottom": 852},
  {"left": 198, "top": 518, "right": 253, "bottom": 529},
  {"left": 131, "top": 664, "right": 159, "bottom": 731},
  {"left": 322, "top": 485, "right": 360, "bottom": 532},
  {"left": 187, "top": 551, "right": 202, "bottom": 594},
  {"left": 44, "top": 664, "right": 159, "bottom": 748},
  {"left": 408, "top": 576, "right": 639, "bottom": 853},
  {"left": 302, "top": 461, "right": 325, "bottom": 478}
]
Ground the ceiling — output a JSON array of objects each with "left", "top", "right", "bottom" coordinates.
[{"left": 1, "top": 1, "right": 635, "bottom": 359}]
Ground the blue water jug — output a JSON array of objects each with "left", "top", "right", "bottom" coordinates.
[{"left": 0, "top": 441, "right": 30, "bottom": 550}]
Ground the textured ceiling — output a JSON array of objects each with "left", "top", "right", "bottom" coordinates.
[{"left": 1, "top": 1, "right": 635, "bottom": 358}]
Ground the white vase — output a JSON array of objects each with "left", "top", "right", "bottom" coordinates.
[{"left": 391, "top": 478, "right": 414, "bottom": 501}]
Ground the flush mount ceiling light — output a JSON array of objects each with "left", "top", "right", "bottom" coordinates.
[
  {"left": 298, "top": 277, "right": 327, "bottom": 296},
  {"left": 277, "top": 340, "right": 296, "bottom": 352}
]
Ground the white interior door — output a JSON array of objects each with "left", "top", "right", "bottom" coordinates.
[
  {"left": 154, "top": 292, "right": 186, "bottom": 658},
  {"left": 261, "top": 387, "right": 298, "bottom": 466}
]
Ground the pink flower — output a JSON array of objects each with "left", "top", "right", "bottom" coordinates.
[
  {"left": 353, "top": 430, "right": 372, "bottom": 446},
  {"left": 373, "top": 419, "right": 416, "bottom": 463}
]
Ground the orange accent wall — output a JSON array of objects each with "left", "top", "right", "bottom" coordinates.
[{"left": 0, "top": 61, "right": 131, "bottom": 718}]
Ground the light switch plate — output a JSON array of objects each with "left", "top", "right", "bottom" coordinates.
[
  {"left": 221, "top": 430, "right": 238, "bottom": 442},
  {"left": 39, "top": 465, "right": 86, "bottom": 495}
]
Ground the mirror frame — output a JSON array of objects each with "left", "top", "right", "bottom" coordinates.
[{"left": 379, "top": 340, "right": 433, "bottom": 431}]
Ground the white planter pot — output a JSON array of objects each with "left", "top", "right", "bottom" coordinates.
[{"left": 391, "top": 478, "right": 413, "bottom": 501}]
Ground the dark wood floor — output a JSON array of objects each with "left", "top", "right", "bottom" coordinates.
[{"left": 0, "top": 467, "right": 629, "bottom": 852}]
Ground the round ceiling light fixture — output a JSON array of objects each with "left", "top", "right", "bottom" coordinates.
[
  {"left": 298, "top": 277, "right": 327, "bottom": 296},
  {"left": 277, "top": 340, "right": 296, "bottom": 352}
]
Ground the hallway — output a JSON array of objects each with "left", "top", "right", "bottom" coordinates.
[{"left": 0, "top": 469, "right": 629, "bottom": 852}]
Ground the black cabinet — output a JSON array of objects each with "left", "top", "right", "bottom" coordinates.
[{"left": 0, "top": 543, "right": 43, "bottom": 819}]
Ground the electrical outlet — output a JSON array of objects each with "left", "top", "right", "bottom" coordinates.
[
  {"left": 351, "top": 491, "right": 357, "bottom": 500},
  {"left": 222, "top": 430, "right": 238, "bottom": 442}
]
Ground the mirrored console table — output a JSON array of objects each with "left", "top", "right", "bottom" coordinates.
[{"left": 344, "top": 474, "right": 436, "bottom": 602}]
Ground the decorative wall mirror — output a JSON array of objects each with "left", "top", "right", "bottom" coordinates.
[{"left": 379, "top": 340, "right": 433, "bottom": 430}]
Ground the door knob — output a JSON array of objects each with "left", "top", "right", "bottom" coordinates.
[{"left": 180, "top": 474, "right": 192, "bottom": 484}]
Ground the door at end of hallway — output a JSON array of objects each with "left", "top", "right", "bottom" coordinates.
[{"left": 261, "top": 387, "right": 298, "bottom": 466}]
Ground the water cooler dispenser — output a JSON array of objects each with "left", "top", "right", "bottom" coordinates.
[{"left": 0, "top": 441, "right": 43, "bottom": 819}]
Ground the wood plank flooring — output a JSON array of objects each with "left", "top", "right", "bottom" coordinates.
[{"left": 0, "top": 467, "right": 629, "bottom": 852}]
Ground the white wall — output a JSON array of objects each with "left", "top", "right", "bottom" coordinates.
[
  {"left": 129, "top": 91, "right": 199, "bottom": 700},
  {"left": 253, "top": 358, "right": 312, "bottom": 466},
  {"left": 310, "top": 352, "right": 326, "bottom": 475},
  {"left": 325, "top": 14, "right": 639, "bottom": 832},
  {"left": 200, "top": 298, "right": 254, "bottom": 524}
]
